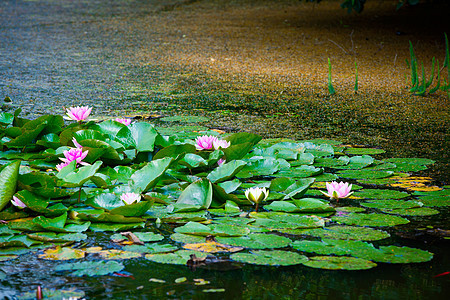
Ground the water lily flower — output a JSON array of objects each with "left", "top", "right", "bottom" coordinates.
[
  {"left": 217, "top": 158, "right": 226, "bottom": 166},
  {"left": 56, "top": 147, "right": 89, "bottom": 171},
  {"left": 72, "top": 137, "right": 83, "bottom": 148},
  {"left": 115, "top": 118, "right": 132, "bottom": 126},
  {"left": 120, "top": 192, "right": 141, "bottom": 205},
  {"left": 60, "top": 147, "right": 89, "bottom": 165},
  {"left": 194, "top": 135, "right": 218, "bottom": 150},
  {"left": 320, "top": 181, "right": 353, "bottom": 201},
  {"left": 213, "top": 139, "right": 231, "bottom": 150},
  {"left": 11, "top": 196, "right": 26, "bottom": 209},
  {"left": 64, "top": 106, "right": 92, "bottom": 121},
  {"left": 245, "top": 187, "right": 269, "bottom": 212}
]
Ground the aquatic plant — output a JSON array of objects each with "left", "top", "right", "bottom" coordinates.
[
  {"left": 245, "top": 187, "right": 269, "bottom": 212},
  {"left": 407, "top": 34, "right": 449, "bottom": 96},
  {"left": 327, "top": 58, "right": 336, "bottom": 95},
  {"left": 0, "top": 107, "right": 445, "bottom": 277},
  {"left": 11, "top": 195, "right": 26, "bottom": 209},
  {"left": 194, "top": 135, "right": 218, "bottom": 150},
  {"left": 320, "top": 181, "right": 353, "bottom": 200},
  {"left": 120, "top": 192, "right": 142, "bottom": 205},
  {"left": 64, "top": 106, "right": 92, "bottom": 121}
]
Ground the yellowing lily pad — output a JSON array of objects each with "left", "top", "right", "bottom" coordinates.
[
  {"left": 183, "top": 237, "right": 243, "bottom": 253},
  {"left": 39, "top": 246, "right": 85, "bottom": 260},
  {"left": 94, "top": 249, "right": 142, "bottom": 260}
]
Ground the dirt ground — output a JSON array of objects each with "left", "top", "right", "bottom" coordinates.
[{"left": 0, "top": 0, "right": 449, "bottom": 183}]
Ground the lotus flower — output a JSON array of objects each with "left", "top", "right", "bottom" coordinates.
[
  {"left": 213, "top": 139, "right": 231, "bottom": 150},
  {"left": 320, "top": 181, "right": 353, "bottom": 201},
  {"left": 64, "top": 106, "right": 92, "bottom": 121},
  {"left": 245, "top": 187, "right": 269, "bottom": 212},
  {"left": 120, "top": 192, "right": 141, "bottom": 205},
  {"left": 115, "top": 118, "right": 132, "bottom": 126},
  {"left": 11, "top": 196, "right": 26, "bottom": 209},
  {"left": 55, "top": 161, "right": 71, "bottom": 171},
  {"left": 217, "top": 158, "right": 226, "bottom": 166},
  {"left": 194, "top": 135, "right": 218, "bottom": 150}
]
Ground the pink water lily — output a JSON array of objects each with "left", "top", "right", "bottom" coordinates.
[
  {"left": 120, "top": 192, "right": 141, "bottom": 205},
  {"left": 115, "top": 118, "right": 132, "bottom": 126},
  {"left": 72, "top": 138, "right": 83, "bottom": 148},
  {"left": 56, "top": 147, "right": 89, "bottom": 171},
  {"left": 64, "top": 106, "right": 92, "bottom": 121},
  {"left": 320, "top": 181, "right": 353, "bottom": 201},
  {"left": 11, "top": 196, "right": 27, "bottom": 209},
  {"left": 217, "top": 158, "right": 226, "bottom": 166},
  {"left": 213, "top": 139, "right": 231, "bottom": 150},
  {"left": 194, "top": 135, "right": 218, "bottom": 150}
]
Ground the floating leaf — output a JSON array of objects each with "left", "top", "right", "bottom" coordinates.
[
  {"left": 130, "top": 157, "right": 174, "bottom": 192},
  {"left": 92, "top": 248, "right": 142, "bottom": 260},
  {"left": 361, "top": 200, "right": 422, "bottom": 210},
  {"left": 111, "top": 232, "right": 164, "bottom": 243},
  {"left": 365, "top": 245, "right": 433, "bottom": 263},
  {"left": 231, "top": 250, "right": 307, "bottom": 266},
  {"left": 382, "top": 207, "right": 439, "bottom": 216},
  {"left": 183, "top": 237, "right": 244, "bottom": 253},
  {"left": 302, "top": 256, "right": 377, "bottom": 270},
  {"left": 337, "top": 170, "right": 394, "bottom": 179},
  {"left": 16, "top": 288, "right": 85, "bottom": 300},
  {"left": 55, "top": 260, "right": 124, "bottom": 276},
  {"left": 123, "top": 243, "right": 178, "bottom": 254},
  {"left": 145, "top": 250, "right": 208, "bottom": 265},
  {"left": 39, "top": 246, "right": 85, "bottom": 260},
  {"left": 174, "top": 179, "right": 213, "bottom": 211},
  {"left": 302, "top": 225, "right": 390, "bottom": 241},
  {"left": 216, "top": 233, "right": 291, "bottom": 249},
  {"left": 353, "top": 189, "right": 410, "bottom": 200},
  {"left": 332, "top": 213, "right": 409, "bottom": 227}
]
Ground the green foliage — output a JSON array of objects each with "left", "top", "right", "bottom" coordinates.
[{"left": 327, "top": 58, "right": 336, "bottom": 95}]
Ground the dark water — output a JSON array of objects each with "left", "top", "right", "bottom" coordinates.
[{"left": 0, "top": 1, "right": 449, "bottom": 299}]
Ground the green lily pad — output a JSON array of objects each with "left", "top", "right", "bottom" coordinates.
[
  {"left": 88, "top": 222, "right": 145, "bottom": 232},
  {"left": 337, "top": 170, "right": 394, "bottom": 179},
  {"left": 353, "top": 189, "right": 410, "bottom": 200},
  {"left": 230, "top": 250, "right": 308, "bottom": 266},
  {"left": 123, "top": 243, "right": 178, "bottom": 254},
  {"left": 360, "top": 200, "right": 422, "bottom": 210},
  {"left": 0, "top": 160, "right": 20, "bottom": 211},
  {"left": 170, "top": 233, "right": 206, "bottom": 244},
  {"left": 302, "top": 256, "right": 377, "bottom": 270},
  {"left": 381, "top": 207, "right": 440, "bottom": 216},
  {"left": 216, "top": 233, "right": 292, "bottom": 249},
  {"left": 111, "top": 232, "right": 164, "bottom": 242},
  {"left": 302, "top": 225, "right": 390, "bottom": 241},
  {"left": 145, "top": 250, "right": 208, "bottom": 265},
  {"left": 333, "top": 155, "right": 374, "bottom": 169},
  {"left": 55, "top": 260, "right": 124, "bottom": 276},
  {"left": 16, "top": 288, "right": 85, "bottom": 300},
  {"left": 332, "top": 213, "right": 409, "bottom": 227},
  {"left": 364, "top": 245, "right": 433, "bottom": 263}
]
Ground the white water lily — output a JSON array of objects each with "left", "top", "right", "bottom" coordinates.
[
  {"left": 120, "top": 192, "right": 141, "bottom": 205},
  {"left": 245, "top": 187, "right": 269, "bottom": 212}
]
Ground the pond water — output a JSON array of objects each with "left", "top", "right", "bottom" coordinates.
[{"left": 0, "top": 0, "right": 449, "bottom": 299}]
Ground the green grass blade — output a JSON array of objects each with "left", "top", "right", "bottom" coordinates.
[
  {"left": 328, "top": 58, "right": 336, "bottom": 95},
  {"left": 354, "top": 61, "right": 358, "bottom": 93},
  {"left": 425, "top": 57, "right": 435, "bottom": 88},
  {"left": 429, "top": 59, "right": 440, "bottom": 94}
]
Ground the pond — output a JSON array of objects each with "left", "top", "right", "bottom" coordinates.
[{"left": 0, "top": 0, "right": 449, "bottom": 299}]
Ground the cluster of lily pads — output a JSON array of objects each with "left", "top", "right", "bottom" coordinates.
[{"left": 0, "top": 106, "right": 448, "bottom": 279}]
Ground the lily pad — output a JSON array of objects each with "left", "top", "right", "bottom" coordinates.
[
  {"left": 123, "top": 243, "right": 178, "bottom": 254},
  {"left": 337, "top": 170, "right": 394, "bottom": 179},
  {"left": 230, "top": 250, "right": 308, "bottom": 266},
  {"left": 55, "top": 260, "right": 124, "bottom": 276},
  {"left": 145, "top": 250, "right": 208, "bottom": 265},
  {"left": 332, "top": 213, "right": 409, "bottom": 227},
  {"left": 216, "top": 233, "right": 292, "bottom": 249},
  {"left": 344, "top": 148, "right": 386, "bottom": 155},
  {"left": 353, "top": 189, "right": 410, "bottom": 200},
  {"left": 302, "top": 256, "right": 377, "bottom": 270},
  {"left": 302, "top": 225, "right": 390, "bottom": 241},
  {"left": 39, "top": 246, "right": 85, "bottom": 260}
]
